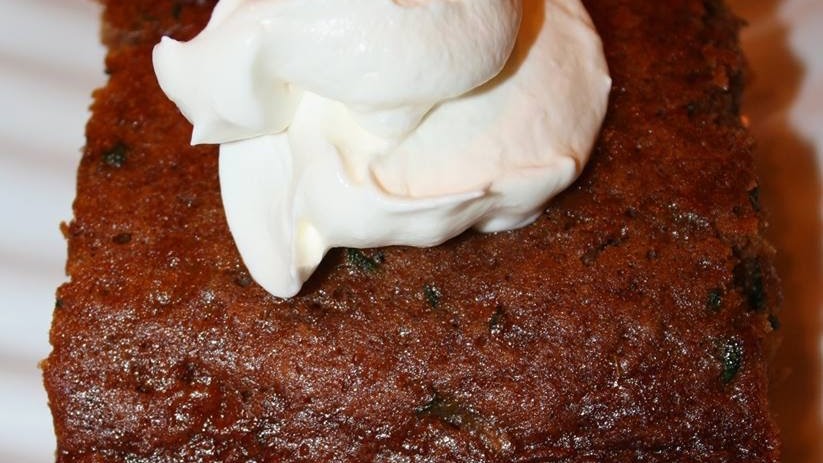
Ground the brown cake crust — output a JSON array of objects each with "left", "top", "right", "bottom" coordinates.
[{"left": 44, "top": 0, "right": 781, "bottom": 461}]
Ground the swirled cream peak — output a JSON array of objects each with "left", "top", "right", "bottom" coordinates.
[
  {"left": 153, "top": 0, "right": 611, "bottom": 298},
  {"left": 154, "top": 0, "right": 522, "bottom": 141}
]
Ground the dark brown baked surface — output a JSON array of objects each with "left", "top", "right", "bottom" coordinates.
[{"left": 44, "top": 0, "right": 781, "bottom": 461}]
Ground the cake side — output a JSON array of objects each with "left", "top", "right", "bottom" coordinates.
[{"left": 44, "top": 1, "right": 781, "bottom": 462}]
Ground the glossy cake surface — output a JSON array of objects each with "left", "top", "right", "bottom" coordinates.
[{"left": 44, "top": 1, "right": 781, "bottom": 461}]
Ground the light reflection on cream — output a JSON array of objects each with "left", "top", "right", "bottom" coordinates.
[{"left": 153, "top": 0, "right": 611, "bottom": 298}]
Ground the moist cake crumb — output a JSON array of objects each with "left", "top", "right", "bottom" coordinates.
[{"left": 44, "top": 0, "right": 781, "bottom": 461}]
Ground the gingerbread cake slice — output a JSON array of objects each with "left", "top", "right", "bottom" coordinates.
[{"left": 44, "top": 0, "right": 781, "bottom": 461}]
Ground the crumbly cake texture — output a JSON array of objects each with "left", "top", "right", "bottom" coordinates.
[{"left": 44, "top": 0, "right": 781, "bottom": 461}]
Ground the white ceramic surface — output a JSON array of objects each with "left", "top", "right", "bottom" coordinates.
[
  {"left": 0, "top": 1, "right": 105, "bottom": 462},
  {"left": 0, "top": 1, "right": 819, "bottom": 462}
]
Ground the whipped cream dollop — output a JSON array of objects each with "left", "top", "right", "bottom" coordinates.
[{"left": 153, "top": 0, "right": 611, "bottom": 298}]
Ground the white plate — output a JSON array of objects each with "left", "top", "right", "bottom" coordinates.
[
  {"left": 0, "top": 2, "right": 105, "bottom": 462},
  {"left": 0, "top": 1, "right": 819, "bottom": 462}
]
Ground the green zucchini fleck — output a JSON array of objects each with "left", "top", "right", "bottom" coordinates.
[
  {"left": 423, "top": 284, "right": 442, "bottom": 308},
  {"left": 234, "top": 272, "right": 253, "bottom": 288},
  {"left": 346, "top": 248, "right": 380, "bottom": 273},
  {"left": 415, "top": 392, "right": 513, "bottom": 455},
  {"left": 720, "top": 338, "right": 743, "bottom": 384},
  {"left": 489, "top": 306, "right": 505, "bottom": 335},
  {"left": 102, "top": 143, "right": 128, "bottom": 168},
  {"left": 416, "top": 393, "right": 467, "bottom": 428},
  {"left": 706, "top": 288, "right": 723, "bottom": 312}
]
